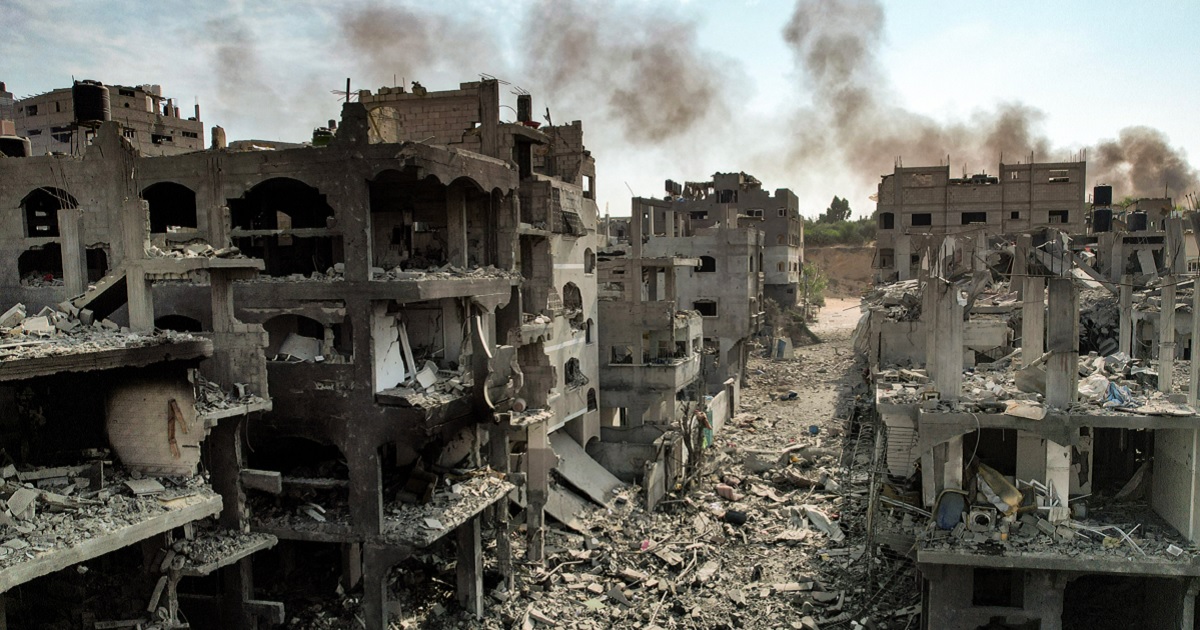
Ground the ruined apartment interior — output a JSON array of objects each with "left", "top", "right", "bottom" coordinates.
[
  {"left": 0, "top": 76, "right": 815, "bottom": 629},
  {"left": 862, "top": 174, "right": 1200, "bottom": 628}
]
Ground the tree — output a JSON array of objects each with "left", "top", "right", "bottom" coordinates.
[{"left": 819, "top": 196, "right": 852, "bottom": 223}]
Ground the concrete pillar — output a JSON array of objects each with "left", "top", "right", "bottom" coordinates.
[
  {"left": 1046, "top": 440, "right": 1072, "bottom": 506},
  {"left": 630, "top": 202, "right": 644, "bottom": 260},
  {"left": 1013, "top": 235, "right": 1030, "bottom": 299},
  {"left": 928, "top": 279, "right": 963, "bottom": 401},
  {"left": 445, "top": 185, "right": 469, "bottom": 268},
  {"left": 1182, "top": 578, "right": 1200, "bottom": 630},
  {"left": 1023, "top": 571, "right": 1065, "bottom": 630},
  {"left": 895, "top": 234, "right": 911, "bottom": 281},
  {"left": 341, "top": 543, "right": 363, "bottom": 591},
  {"left": 1022, "top": 276, "right": 1045, "bottom": 362},
  {"left": 488, "top": 417, "right": 513, "bottom": 589},
  {"left": 1016, "top": 432, "right": 1046, "bottom": 482},
  {"left": 361, "top": 544, "right": 408, "bottom": 630},
  {"left": 1119, "top": 274, "right": 1134, "bottom": 357},
  {"left": 1161, "top": 275, "right": 1177, "bottom": 393},
  {"left": 57, "top": 208, "right": 87, "bottom": 295},
  {"left": 1045, "top": 278, "right": 1078, "bottom": 409},
  {"left": 347, "top": 447, "right": 383, "bottom": 536},
  {"left": 126, "top": 267, "right": 154, "bottom": 332},
  {"left": 973, "top": 231, "right": 987, "bottom": 274},
  {"left": 940, "top": 437, "right": 964, "bottom": 490},
  {"left": 1191, "top": 282, "right": 1200, "bottom": 408},
  {"left": 456, "top": 516, "right": 483, "bottom": 618},
  {"left": 525, "top": 420, "right": 549, "bottom": 563}
]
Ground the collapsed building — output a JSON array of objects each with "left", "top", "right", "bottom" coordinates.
[
  {"left": 859, "top": 192, "right": 1200, "bottom": 627},
  {"left": 873, "top": 160, "right": 1088, "bottom": 283},
  {"left": 0, "top": 75, "right": 629, "bottom": 628}
]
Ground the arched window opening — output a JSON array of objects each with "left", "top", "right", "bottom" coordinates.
[
  {"left": 563, "top": 282, "right": 584, "bottom": 329},
  {"left": 142, "top": 182, "right": 198, "bottom": 234},
  {"left": 228, "top": 178, "right": 341, "bottom": 277},
  {"left": 587, "top": 388, "right": 597, "bottom": 411},
  {"left": 696, "top": 256, "right": 716, "bottom": 273},
  {"left": 22, "top": 187, "right": 76, "bottom": 237},
  {"left": 584, "top": 248, "right": 595, "bottom": 274},
  {"left": 564, "top": 358, "right": 588, "bottom": 389}
]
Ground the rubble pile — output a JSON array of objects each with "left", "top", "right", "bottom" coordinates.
[
  {"left": 466, "top": 326, "right": 918, "bottom": 629},
  {"left": 193, "top": 373, "right": 268, "bottom": 415},
  {"left": 0, "top": 462, "right": 211, "bottom": 569},
  {"left": 875, "top": 348, "right": 1197, "bottom": 416},
  {"left": 373, "top": 264, "right": 521, "bottom": 282},
  {"left": 861, "top": 280, "right": 922, "bottom": 321},
  {"left": 146, "top": 242, "right": 243, "bottom": 260},
  {"left": 0, "top": 302, "right": 195, "bottom": 363}
]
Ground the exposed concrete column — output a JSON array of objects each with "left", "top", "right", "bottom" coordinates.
[
  {"left": 1191, "top": 281, "right": 1200, "bottom": 407},
  {"left": 525, "top": 419, "right": 549, "bottom": 563},
  {"left": 210, "top": 269, "right": 237, "bottom": 334},
  {"left": 347, "top": 445, "right": 383, "bottom": 536},
  {"left": 1181, "top": 578, "right": 1200, "bottom": 630},
  {"left": 895, "top": 233, "right": 911, "bottom": 281},
  {"left": 1023, "top": 571, "right": 1065, "bottom": 630},
  {"left": 928, "top": 278, "right": 963, "bottom": 402},
  {"left": 488, "top": 416, "right": 513, "bottom": 589},
  {"left": 361, "top": 543, "right": 410, "bottom": 630},
  {"left": 57, "top": 207, "right": 87, "bottom": 295},
  {"left": 1046, "top": 440, "right": 1072, "bottom": 506},
  {"left": 630, "top": 201, "right": 644, "bottom": 260},
  {"left": 973, "top": 231, "right": 987, "bottom": 274},
  {"left": 445, "top": 185, "right": 469, "bottom": 268},
  {"left": 455, "top": 516, "right": 483, "bottom": 618},
  {"left": 1022, "top": 276, "right": 1045, "bottom": 362},
  {"left": 1168, "top": 218, "right": 1188, "bottom": 274},
  {"left": 1014, "top": 234, "right": 1031, "bottom": 299},
  {"left": 1045, "top": 277, "right": 1078, "bottom": 409},
  {"left": 1119, "top": 274, "right": 1134, "bottom": 357},
  {"left": 1161, "top": 275, "right": 1177, "bottom": 393},
  {"left": 126, "top": 267, "right": 155, "bottom": 332}
]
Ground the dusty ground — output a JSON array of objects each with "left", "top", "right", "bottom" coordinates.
[
  {"left": 804, "top": 246, "right": 875, "bottom": 299},
  {"left": 285, "top": 305, "right": 919, "bottom": 629}
]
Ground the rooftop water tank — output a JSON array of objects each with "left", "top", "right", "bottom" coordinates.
[{"left": 72, "top": 80, "right": 111, "bottom": 127}]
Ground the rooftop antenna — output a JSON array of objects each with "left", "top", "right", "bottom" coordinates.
[{"left": 330, "top": 78, "right": 357, "bottom": 102}]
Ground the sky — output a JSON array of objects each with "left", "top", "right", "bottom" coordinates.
[{"left": 3, "top": 0, "right": 1198, "bottom": 218}]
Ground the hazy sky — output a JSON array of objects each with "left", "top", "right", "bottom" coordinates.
[{"left": 4, "top": 0, "right": 1198, "bottom": 218}]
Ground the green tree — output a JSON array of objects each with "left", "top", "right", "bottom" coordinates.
[{"left": 819, "top": 196, "right": 852, "bottom": 223}]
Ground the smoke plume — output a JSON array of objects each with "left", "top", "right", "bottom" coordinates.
[
  {"left": 782, "top": 0, "right": 1195, "bottom": 200},
  {"left": 1092, "top": 127, "right": 1199, "bottom": 200},
  {"left": 519, "top": 0, "right": 731, "bottom": 143},
  {"left": 338, "top": 4, "right": 500, "bottom": 90}
]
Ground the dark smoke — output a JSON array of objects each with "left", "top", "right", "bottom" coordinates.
[
  {"left": 782, "top": 0, "right": 1195, "bottom": 199},
  {"left": 1092, "top": 127, "right": 1199, "bottom": 199},
  {"left": 338, "top": 4, "right": 500, "bottom": 89},
  {"left": 520, "top": 0, "right": 731, "bottom": 143}
]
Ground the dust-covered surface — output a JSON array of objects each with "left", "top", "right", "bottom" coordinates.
[{"left": 297, "top": 306, "right": 917, "bottom": 630}]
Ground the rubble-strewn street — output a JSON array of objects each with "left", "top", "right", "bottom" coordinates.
[{"left": 272, "top": 302, "right": 919, "bottom": 630}]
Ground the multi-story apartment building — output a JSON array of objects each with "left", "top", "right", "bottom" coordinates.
[
  {"left": 665, "top": 172, "right": 803, "bottom": 307},
  {"left": 0, "top": 77, "right": 609, "bottom": 629},
  {"left": 874, "top": 161, "right": 1087, "bottom": 282},
  {"left": 12, "top": 80, "right": 204, "bottom": 156}
]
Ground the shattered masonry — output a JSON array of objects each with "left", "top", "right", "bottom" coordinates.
[
  {"left": 862, "top": 175, "right": 1200, "bottom": 628},
  {"left": 0, "top": 76, "right": 809, "bottom": 628}
]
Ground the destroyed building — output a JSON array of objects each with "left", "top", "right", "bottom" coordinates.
[
  {"left": 621, "top": 195, "right": 766, "bottom": 423},
  {"left": 666, "top": 172, "right": 804, "bottom": 307},
  {"left": 859, "top": 214, "right": 1200, "bottom": 627},
  {"left": 873, "top": 160, "right": 1087, "bottom": 283},
  {"left": 0, "top": 75, "right": 639, "bottom": 628},
  {"left": 12, "top": 81, "right": 204, "bottom": 157}
]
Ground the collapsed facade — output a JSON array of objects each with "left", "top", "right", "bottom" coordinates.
[
  {"left": 860, "top": 186, "right": 1200, "bottom": 628},
  {"left": 0, "top": 76, "right": 621, "bottom": 628},
  {"left": 873, "top": 160, "right": 1088, "bottom": 282}
]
